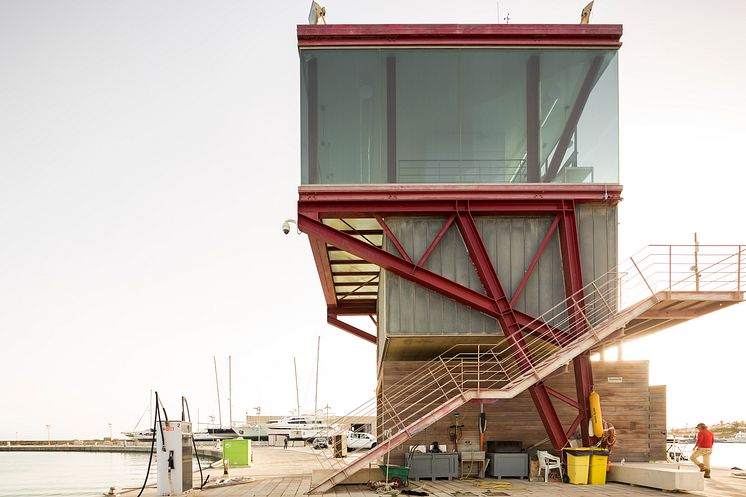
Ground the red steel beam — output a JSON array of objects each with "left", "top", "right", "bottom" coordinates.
[
  {"left": 327, "top": 314, "right": 377, "bottom": 344},
  {"left": 299, "top": 214, "right": 501, "bottom": 316},
  {"left": 376, "top": 215, "right": 411, "bottom": 263},
  {"left": 565, "top": 413, "right": 584, "bottom": 441},
  {"left": 573, "top": 352, "right": 595, "bottom": 445},
  {"left": 557, "top": 200, "right": 595, "bottom": 446},
  {"left": 307, "top": 58, "right": 319, "bottom": 183},
  {"left": 299, "top": 184, "right": 623, "bottom": 203},
  {"left": 453, "top": 212, "right": 571, "bottom": 448},
  {"left": 529, "top": 384, "right": 569, "bottom": 450},
  {"left": 510, "top": 215, "right": 560, "bottom": 306},
  {"left": 308, "top": 235, "right": 337, "bottom": 306},
  {"left": 546, "top": 386, "right": 582, "bottom": 410},
  {"left": 299, "top": 214, "right": 550, "bottom": 334},
  {"left": 544, "top": 56, "right": 604, "bottom": 182},
  {"left": 417, "top": 214, "right": 455, "bottom": 267},
  {"left": 297, "top": 24, "right": 623, "bottom": 48},
  {"left": 455, "top": 211, "right": 533, "bottom": 373},
  {"left": 455, "top": 212, "right": 511, "bottom": 314},
  {"left": 329, "top": 301, "right": 377, "bottom": 315}
]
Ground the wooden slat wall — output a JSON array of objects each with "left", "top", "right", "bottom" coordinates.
[
  {"left": 649, "top": 385, "right": 667, "bottom": 461},
  {"left": 379, "top": 360, "right": 665, "bottom": 465}
]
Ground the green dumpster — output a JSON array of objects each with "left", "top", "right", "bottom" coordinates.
[{"left": 222, "top": 439, "right": 252, "bottom": 467}]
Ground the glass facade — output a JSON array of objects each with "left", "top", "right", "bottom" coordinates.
[{"left": 300, "top": 48, "right": 618, "bottom": 185}]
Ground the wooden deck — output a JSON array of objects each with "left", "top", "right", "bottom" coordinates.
[
  {"left": 123, "top": 447, "right": 746, "bottom": 497},
  {"left": 197, "top": 470, "right": 746, "bottom": 497}
]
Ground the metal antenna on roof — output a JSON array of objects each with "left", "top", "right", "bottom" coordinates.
[
  {"left": 581, "top": 1, "right": 594, "bottom": 24},
  {"left": 308, "top": 1, "right": 327, "bottom": 25}
]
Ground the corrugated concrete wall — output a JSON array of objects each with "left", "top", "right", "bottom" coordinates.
[
  {"left": 379, "top": 206, "right": 617, "bottom": 340},
  {"left": 379, "top": 360, "right": 662, "bottom": 465}
]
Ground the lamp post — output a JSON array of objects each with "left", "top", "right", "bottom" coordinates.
[
  {"left": 108, "top": 423, "right": 112, "bottom": 442},
  {"left": 45, "top": 425, "right": 51, "bottom": 445}
]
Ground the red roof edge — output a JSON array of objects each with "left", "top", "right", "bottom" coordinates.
[{"left": 297, "top": 24, "right": 623, "bottom": 48}]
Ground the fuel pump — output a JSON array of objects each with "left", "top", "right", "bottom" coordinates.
[{"left": 156, "top": 420, "right": 192, "bottom": 495}]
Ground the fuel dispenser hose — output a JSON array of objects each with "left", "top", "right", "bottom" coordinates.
[
  {"left": 134, "top": 392, "right": 208, "bottom": 497},
  {"left": 135, "top": 391, "right": 165, "bottom": 497}
]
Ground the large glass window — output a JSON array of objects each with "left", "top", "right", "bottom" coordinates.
[{"left": 300, "top": 48, "right": 618, "bottom": 185}]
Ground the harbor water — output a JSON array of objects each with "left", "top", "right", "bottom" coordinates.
[{"left": 0, "top": 451, "right": 209, "bottom": 497}]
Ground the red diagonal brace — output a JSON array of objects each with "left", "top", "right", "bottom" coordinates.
[
  {"left": 544, "top": 56, "right": 605, "bottom": 182},
  {"left": 327, "top": 313, "right": 376, "bottom": 344},
  {"left": 511, "top": 215, "right": 560, "bottom": 306},
  {"left": 376, "top": 215, "right": 412, "bottom": 263},
  {"left": 418, "top": 214, "right": 455, "bottom": 267},
  {"left": 454, "top": 211, "right": 510, "bottom": 312},
  {"left": 529, "top": 383, "right": 569, "bottom": 450},
  {"left": 546, "top": 386, "right": 582, "bottom": 409},
  {"left": 298, "top": 214, "right": 501, "bottom": 317}
]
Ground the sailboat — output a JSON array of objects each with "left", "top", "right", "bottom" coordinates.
[
  {"left": 122, "top": 390, "right": 156, "bottom": 441},
  {"left": 195, "top": 356, "right": 241, "bottom": 440}
]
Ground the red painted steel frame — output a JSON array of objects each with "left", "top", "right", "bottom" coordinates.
[
  {"left": 558, "top": 200, "right": 596, "bottom": 446},
  {"left": 298, "top": 24, "right": 623, "bottom": 48},
  {"left": 327, "top": 314, "right": 376, "bottom": 344},
  {"left": 298, "top": 185, "right": 619, "bottom": 451}
]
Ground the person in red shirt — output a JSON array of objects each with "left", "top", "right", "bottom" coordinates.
[{"left": 691, "top": 423, "right": 714, "bottom": 478}]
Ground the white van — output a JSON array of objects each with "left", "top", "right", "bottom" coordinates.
[{"left": 347, "top": 431, "right": 377, "bottom": 450}]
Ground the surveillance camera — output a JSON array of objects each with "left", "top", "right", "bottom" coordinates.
[{"left": 282, "top": 219, "right": 297, "bottom": 235}]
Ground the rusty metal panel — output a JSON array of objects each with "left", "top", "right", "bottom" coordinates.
[
  {"left": 379, "top": 210, "right": 616, "bottom": 337},
  {"left": 576, "top": 205, "right": 618, "bottom": 324},
  {"left": 382, "top": 217, "right": 498, "bottom": 335},
  {"left": 476, "top": 217, "right": 565, "bottom": 320}
]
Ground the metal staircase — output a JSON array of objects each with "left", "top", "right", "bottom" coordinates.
[{"left": 308, "top": 245, "right": 744, "bottom": 494}]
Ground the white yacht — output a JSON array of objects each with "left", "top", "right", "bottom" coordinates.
[
  {"left": 725, "top": 432, "right": 746, "bottom": 443},
  {"left": 266, "top": 416, "right": 335, "bottom": 441}
]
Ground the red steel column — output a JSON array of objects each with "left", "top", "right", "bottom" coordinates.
[
  {"left": 455, "top": 211, "right": 570, "bottom": 449},
  {"left": 558, "top": 200, "right": 594, "bottom": 446}
]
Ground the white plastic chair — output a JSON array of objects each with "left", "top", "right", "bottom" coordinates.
[{"left": 537, "top": 450, "right": 563, "bottom": 482}]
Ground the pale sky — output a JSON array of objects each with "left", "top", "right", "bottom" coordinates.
[{"left": 1, "top": 0, "right": 744, "bottom": 440}]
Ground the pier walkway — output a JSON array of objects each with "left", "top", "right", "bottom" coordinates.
[{"left": 120, "top": 447, "right": 745, "bottom": 497}]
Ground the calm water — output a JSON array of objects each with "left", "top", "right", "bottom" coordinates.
[
  {"left": 675, "top": 442, "right": 746, "bottom": 469},
  {"left": 0, "top": 444, "right": 745, "bottom": 496},
  {"left": 0, "top": 451, "right": 211, "bottom": 497}
]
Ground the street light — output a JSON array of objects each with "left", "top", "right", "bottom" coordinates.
[
  {"left": 108, "top": 423, "right": 112, "bottom": 442},
  {"left": 45, "top": 425, "right": 51, "bottom": 445}
]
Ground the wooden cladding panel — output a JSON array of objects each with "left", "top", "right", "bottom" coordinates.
[{"left": 649, "top": 385, "right": 667, "bottom": 461}]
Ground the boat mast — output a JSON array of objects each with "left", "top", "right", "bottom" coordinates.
[
  {"left": 228, "top": 355, "right": 233, "bottom": 428},
  {"left": 314, "top": 336, "right": 320, "bottom": 422},
  {"left": 214, "top": 356, "right": 223, "bottom": 428},
  {"left": 294, "top": 357, "right": 300, "bottom": 416}
]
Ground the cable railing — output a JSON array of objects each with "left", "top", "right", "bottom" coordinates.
[
  {"left": 315, "top": 244, "right": 744, "bottom": 476},
  {"left": 398, "top": 159, "right": 527, "bottom": 184}
]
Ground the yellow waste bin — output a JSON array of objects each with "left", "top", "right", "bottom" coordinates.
[
  {"left": 588, "top": 448, "right": 609, "bottom": 484},
  {"left": 563, "top": 448, "right": 592, "bottom": 485}
]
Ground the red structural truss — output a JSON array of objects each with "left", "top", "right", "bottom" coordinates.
[
  {"left": 298, "top": 24, "right": 623, "bottom": 48},
  {"left": 297, "top": 184, "right": 621, "bottom": 450}
]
